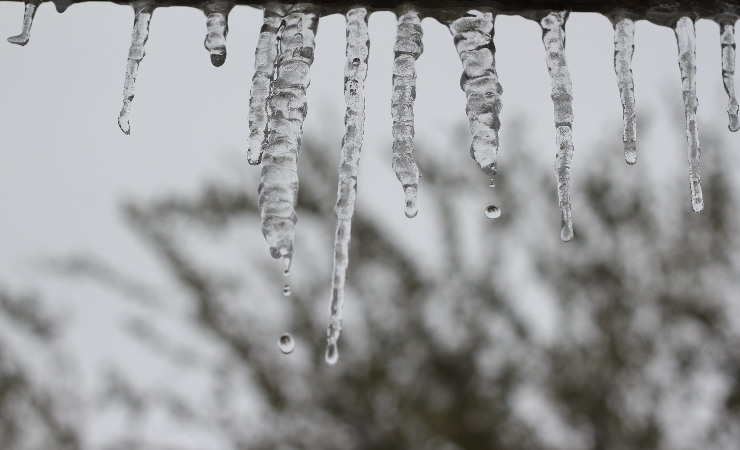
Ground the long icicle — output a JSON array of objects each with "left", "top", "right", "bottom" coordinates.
[
  {"left": 718, "top": 18, "right": 740, "bottom": 132},
  {"left": 448, "top": 10, "right": 502, "bottom": 178},
  {"left": 118, "top": 1, "right": 154, "bottom": 135},
  {"left": 612, "top": 15, "right": 637, "bottom": 164},
  {"left": 540, "top": 11, "right": 575, "bottom": 242},
  {"left": 325, "top": 7, "right": 370, "bottom": 366},
  {"left": 248, "top": 3, "right": 285, "bottom": 165},
  {"left": 203, "top": 0, "right": 234, "bottom": 67},
  {"left": 674, "top": 17, "right": 704, "bottom": 213},
  {"left": 258, "top": 3, "right": 318, "bottom": 273},
  {"left": 391, "top": 6, "right": 423, "bottom": 219},
  {"left": 7, "top": 0, "right": 40, "bottom": 46}
]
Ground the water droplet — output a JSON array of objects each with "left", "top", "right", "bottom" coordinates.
[
  {"left": 325, "top": 341, "right": 339, "bottom": 365},
  {"left": 484, "top": 205, "right": 501, "bottom": 219},
  {"left": 283, "top": 284, "right": 290, "bottom": 296},
  {"left": 489, "top": 179, "right": 495, "bottom": 188},
  {"left": 283, "top": 256, "right": 291, "bottom": 277},
  {"left": 278, "top": 333, "right": 295, "bottom": 354}
]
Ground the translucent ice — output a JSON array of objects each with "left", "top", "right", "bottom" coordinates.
[
  {"left": 258, "top": 3, "right": 318, "bottom": 272},
  {"left": 540, "top": 11, "right": 574, "bottom": 241},
  {"left": 674, "top": 17, "right": 703, "bottom": 213},
  {"left": 326, "top": 7, "right": 370, "bottom": 366},
  {"left": 448, "top": 10, "right": 502, "bottom": 177},
  {"left": 7, "top": 0, "right": 40, "bottom": 46},
  {"left": 612, "top": 16, "right": 637, "bottom": 164},
  {"left": 203, "top": 1, "right": 234, "bottom": 67},
  {"left": 718, "top": 19, "right": 740, "bottom": 132},
  {"left": 118, "top": 1, "right": 154, "bottom": 135},
  {"left": 391, "top": 6, "right": 423, "bottom": 219},
  {"left": 248, "top": 4, "right": 285, "bottom": 165},
  {"left": 278, "top": 333, "right": 295, "bottom": 354}
]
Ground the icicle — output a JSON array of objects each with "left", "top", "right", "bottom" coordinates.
[
  {"left": 540, "top": 11, "right": 575, "bottom": 242},
  {"left": 117, "top": 1, "right": 154, "bottom": 135},
  {"left": 7, "top": 0, "right": 40, "bottom": 46},
  {"left": 674, "top": 17, "right": 703, "bottom": 213},
  {"left": 248, "top": 3, "right": 285, "bottom": 166},
  {"left": 448, "top": 10, "right": 502, "bottom": 177},
  {"left": 258, "top": 3, "right": 318, "bottom": 274},
  {"left": 612, "top": 15, "right": 637, "bottom": 164},
  {"left": 718, "top": 19, "right": 740, "bottom": 132},
  {"left": 203, "top": 0, "right": 234, "bottom": 67},
  {"left": 391, "top": 6, "right": 423, "bottom": 219},
  {"left": 278, "top": 333, "right": 295, "bottom": 354},
  {"left": 325, "top": 7, "right": 370, "bottom": 366}
]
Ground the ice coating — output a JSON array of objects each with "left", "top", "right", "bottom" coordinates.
[
  {"left": 391, "top": 6, "right": 424, "bottom": 219},
  {"left": 248, "top": 3, "right": 285, "bottom": 165},
  {"left": 718, "top": 20, "right": 740, "bottom": 132},
  {"left": 540, "top": 11, "right": 574, "bottom": 242},
  {"left": 258, "top": 3, "right": 318, "bottom": 271},
  {"left": 203, "top": 1, "right": 234, "bottom": 67},
  {"left": 325, "top": 7, "right": 370, "bottom": 366},
  {"left": 448, "top": 10, "right": 502, "bottom": 177},
  {"left": 612, "top": 16, "right": 637, "bottom": 164},
  {"left": 7, "top": 0, "right": 40, "bottom": 46},
  {"left": 674, "top": 17, "right": 703, "bottom": 213},
  {"left": 117, "top": 1, "right": 154, "bottom": 135}
]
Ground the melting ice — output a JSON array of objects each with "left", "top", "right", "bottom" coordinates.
[{"left": 8, "top": 1, "right": 740, "bottom": 364}]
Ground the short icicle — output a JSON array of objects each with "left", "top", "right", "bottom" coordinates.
[
  {"left": 325, "top": 7, "right": 370, "bottom": 366},
  {"left": 248, "top": 3, "right": 285, "bottom": 165},
  {"left": 612, "top": 15, "right": 637, "bottom": 164},
  {"left": 118, "top": 1, "right": 154, "bottom": 135},
  {"left": 391, "top": 6, "right": 424, "bottom": 219},
  {"left": 8, "top": 0, "right": 40, "bottom": 46},
  {"left": 203, "top": 0, "right": 234, "bottom": 67},
  {"left": 258, "top": 3, "right": 319, "bottom": 274},
  {"left": 540, "top": 11, "right": 575, "bottom": 242},
  {"left": 674, "top": 17, "right": 703, "bottom": 213},
  {"left": 448, "top": 10, "right": 502, "bottom": 177},
  {"left": 718, "top": 18, "right": 740, "bottom": 132}
]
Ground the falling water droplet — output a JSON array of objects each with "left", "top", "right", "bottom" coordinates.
[
  {"left": 283, "top": 284, "right": 291, "bottom": 296},
  {"left": 489, "top": 179, "right": 495, "bottom": 188},
  {"left": 484, "top": 205, "right": 501, "bottom": 219},
  {"left": 325, "top": 341, "right": 339, "bottom": 364},
  {"left": 278, "top": 333, "right": 295, "bottom": 354}
]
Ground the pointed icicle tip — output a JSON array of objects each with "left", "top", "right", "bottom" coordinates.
[
  {"left": 8, "top": 0, "right": 40, "bottom": 46},
  {"left": 203, "top": 1, "right": 233, "bottom": 67}
]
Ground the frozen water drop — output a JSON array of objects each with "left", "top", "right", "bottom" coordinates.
[
  {"left": 7, "top": 0, "right": 39, "bottom": 46},
  {"left": 325, "top": 341, "right": 339, "bottom": 364},
  {"left": 391, "top": 6, "right": 423, "bottom": 217},
  {"left": 118, "top": 1, "right": 154, "bottom": 135},
  {"left": 283, "top": 284, "right": 291, "bottom": 296},
  {"left": 484, "top": 205, "right": 501, "bottom": 219},
  {"left": 278, "top": 333, "right": 295, "bottom": 354}
]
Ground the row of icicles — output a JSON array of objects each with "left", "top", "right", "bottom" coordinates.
[{"left": 8, "top": 1, "right": 740, "bottom": 364}]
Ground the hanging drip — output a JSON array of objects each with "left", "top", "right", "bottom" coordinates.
[
  {"left": 117, "top": 1, "right": 154, "bottom": 135},
  {"left": 203, "top": 0, "right": 234, "bottom": 67}
]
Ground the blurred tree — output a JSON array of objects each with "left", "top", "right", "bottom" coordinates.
[{"left": 3, "top": 116, "right": 740, "bottom": 450}]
